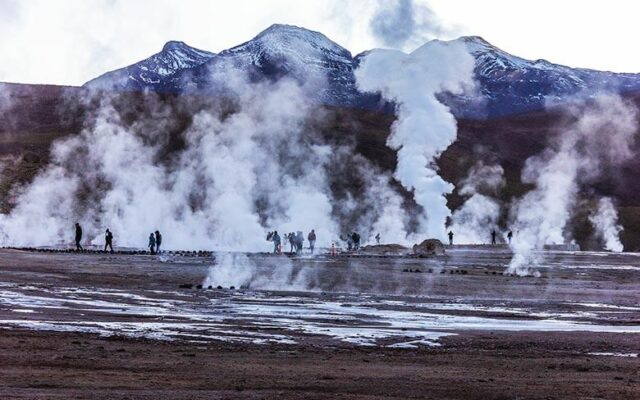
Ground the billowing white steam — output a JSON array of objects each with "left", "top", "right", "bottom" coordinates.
[
  {"left": 449, "top": 162, "right": 504, "bottom": 244},
  {"left": 0, "top": 71, "right": 410, "bottom": 251},
  {"left": 203, "top": 252, "right": 320, "bottom": 291},
  {"left": 508, "top": 95, "right": 636, "bottom": 274},
  {"left": 589, "top": 197, "right": 624, "bottom": 252},
  {"left": 355, "top": 40, "right": 475, "bottom": 240}
]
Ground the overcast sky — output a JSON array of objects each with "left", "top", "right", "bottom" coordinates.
[{"left": 1, "top": 0, "right": 638, "bottom": 86}]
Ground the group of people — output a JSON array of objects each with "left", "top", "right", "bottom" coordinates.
[
  {"left": 447, "top": 229, "right": 514, "bottom": 246},
  {"left": 340, "top": 232, "right": 361, "bottom": 251},
  {"left": 148, "top": 231, "right": 163, "bottom": 254},
  {"left": 74, "top": 223, "right": 162, "bottom": 254},
  {"left": 266, "top": 229, "right": 316, "bottom": 255}
]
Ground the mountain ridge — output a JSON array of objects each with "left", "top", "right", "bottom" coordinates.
[{"left": 83, "top": 24, "right": 640, "bottom": 118}]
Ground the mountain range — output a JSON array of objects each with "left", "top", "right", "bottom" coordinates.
[{"left": 85, "top": 24, "right": 640, "bottom": 118}]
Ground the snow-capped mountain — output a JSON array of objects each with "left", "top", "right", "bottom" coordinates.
[
  {"left": 85, "top": 41, "right": 215, "bottom": 91},
  {"left": 450, "top": 36, "right": 640, "bottom": 117},
  {"left": 173, "top": 24, "right": 375, "bottom": 108},
  {"left": 83, "top": 24, "right": 640, "bottom": 118}
]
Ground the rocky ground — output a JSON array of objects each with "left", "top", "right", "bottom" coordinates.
[{"left": 0, "top": 247, "right": 639, "bottom": 399}]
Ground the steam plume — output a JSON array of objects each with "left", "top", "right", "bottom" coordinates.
[
  {"left": 0, "top": 71, "right": 409, "bottom": 251},
  {"left": 449, "top": 162, "right": 504, "bottom": 244},
  {"left": 355, "top": 39, "right": 475, "bottom": 239},
  {"left": 508, "top": 95, "right": 636, "bottom": 274},
  {"left": 589, "top": 197, "right": 624, "bottom": 252}
]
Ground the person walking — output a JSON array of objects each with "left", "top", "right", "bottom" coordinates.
[
  {"left": 272, "top": 231, "right": 281, "bottom": 254},
  {"left": 74, "top": 223, "right": 83, "bottom": 251},
  {"left": 308, "top": 229, "right": 316, "bottom": 254},
  {"left": 155, "top": 230, "right": 162, "bottom": 254},
  {"left": 148, "top": 233, "right": 156, "bottom": 255},
  {"left": 375, "top": 233, "right": 381, "bottom": 245},
  {"left": 491, "top": 229, "right": 497, "bottom": 245},
  {"left": 288, "top": 233, "right": 296, "bottom": 254},
  {"left": 104, "top": 229, "right": 114, "bottom": 253},
  {"left": 448, "top": 231, "right": 454, "bottom": 246}
]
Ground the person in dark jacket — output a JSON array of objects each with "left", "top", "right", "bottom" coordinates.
[
  {"left": 491, "top": 229, "right": 497, "bottom": 245},
  {"left": 75, "top": 223, "right": 83, "bottom": 251},
  {"left": 155, "top": 230, "right": 162, "bottom": 254},
  {"left": 148, "top": 233, "right": 156, "bottom": 255},
  {"left": 104, "top": 229, "right": 114, "bottom": 253},
  {"left": 308, "top": 229, "right": 316, "bottom": 254},
  {"left": 272, "top": 231, "right": 281, "bottom": 254},
  {"left": 351, "top": 232, "right": 360, "bottom": 251},
  {"left": 448, "top": 231, "right": 454, "bottom": 246}
]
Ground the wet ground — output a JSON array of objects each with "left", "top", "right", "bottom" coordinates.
[{"left": 0, "top": 247, "right": 639, "bottom": 399}]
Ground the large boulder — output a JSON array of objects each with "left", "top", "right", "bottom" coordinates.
[{"left": 412, "top": 239, "right": 445, "bottom": 256}]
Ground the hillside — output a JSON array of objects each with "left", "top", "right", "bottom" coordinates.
[{"left": 1, "top": 83, "right": 639, "bottom": 250}]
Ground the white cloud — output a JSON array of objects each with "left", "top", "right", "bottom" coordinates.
[{"left": 0, "top": 0, "right": 638, "bottom": 85}]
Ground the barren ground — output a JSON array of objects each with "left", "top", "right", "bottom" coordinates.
[{"left": 0, "top": 247, "right": 639, "bottom": 399}]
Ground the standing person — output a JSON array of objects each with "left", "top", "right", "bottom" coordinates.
[
  {"left": 74, "top": 223, "right": 83, "bottom": 251},
  {"left": 148, "top": 233, "right": 156, "bottom": 255},
  {"left": 308, "top": 229, "right": 316, "bottom": 254},
  {"left": 272, "top": 231, "right": 281, "bottom": 254},
  {"left": 352, "top": 232, "right": 361, "bottom": 251},
  {"left": 507, "top": 230, "right": 513, "bottom": 244},
  {"left": 104, "top": 229, "right": 114, "bottom": 253},
  {"left": 375, "top": 233, "right": 381, "bottom": 245},
  {"left": 295, "top": 231, "right": 304, "bottom": 254},
  {"left": 345, "top": 234, "right": 353, "bottom": 251},
  {"left": 448, "top": 231, "right": 454, "bottom": 246},
  {"left": 491, "top": 229, "right": 497, "bottom": 245},
  {"left": 288, "top": 233, "right": 296, "bottom": 254},
  {"left": 155, "top": 230, "right": 162, "bottom": 254}
]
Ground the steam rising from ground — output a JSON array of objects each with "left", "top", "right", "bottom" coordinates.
[
  {"left": 508, "top": 95, "right": 636, "bottom": 274},
  {"left": 449, "top": 162, "right": 504, "bottom": 244},
  {"left": 589, "top": 197, "right": 624, "bottom": 252},
  {"left": 355, "top": 39, "right": 475, "bottom": 240},
  {"left": 0, "top": 73, "right": 407, "bottom": 250},
  {"left": 203, "top": 252, "right": 320, "bottom": 291}
]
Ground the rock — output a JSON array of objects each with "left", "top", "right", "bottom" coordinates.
[
  {"left": 358, "top": 244, "right": 410, "bottom": 256},
  {"left": 412, "top": 239, "right": 445, "bottom": 256}
]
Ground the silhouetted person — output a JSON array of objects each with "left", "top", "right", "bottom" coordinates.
[
  {"left": 75, "top": 223, "right": 83, "bottom": 251},
  {"left": 448, "top": 231, "right": 454, "bottom": 246},
  {"left": 104, "top": 229, "right": 114, "bottom": 253},
  {"left": 375, "top": 233, "right": 381, "bottom": 245},
  {"left": 352, "top": 232, "right": 360, "bottom": 251},
  {"left": 288, "top": 233, "right": 296, "bottom": 254},
  {"left": 507, "top": 230, "right": 513, "bottom": 244},
  {"left": 155, "top": 230, "right": 162, "bottom": 254},
  {"left": 491, "top": 229, "right": 497, "bottom": 245},
  {"left": 272, "top": 231, "right": 281, "bottom": 254},
  {"left": 308, "top": 229, "right": 316, "bottom": 254},
  {"left": 295, "top": 231, "right": 304, "bottom": 254},
  {"left": 148, "top": 233, "right": 156, "bottom": 255}
]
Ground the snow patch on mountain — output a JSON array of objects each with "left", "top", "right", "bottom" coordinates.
[
  {"left": 85, "top": 41, "right": 215, "bottom": 91},
  {"left": 82, "top": 26, "right": 640, "bottom": 118}
]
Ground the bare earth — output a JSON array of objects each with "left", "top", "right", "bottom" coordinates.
[{"left": 0, "top": 247, "right": 639, "bottom": 399}]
